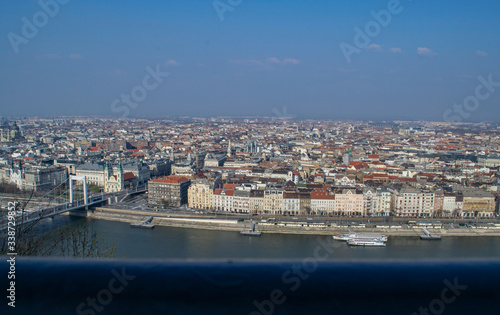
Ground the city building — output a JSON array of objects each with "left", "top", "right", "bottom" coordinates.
[
  {"left": 310, "top": 189, "right": 335, "bottom": 215},
  {"left": 462, "top": 190, "right": 495, "bottom": 218},
  {"left": 283, "top": 192, "right": 301, "bottom": 215},
  {"left": 148, "top": 176, "right": 191, "bottom": 207},
  {"left": 233, "top": 190, "right": 250, "bottom": 213},
  {"left": 188, "top": 179, "right": 214, "bottom": 210},
  {"left": 335, "top": 189, "right": 363, "bottom": 216},
  {"left": 263, "top": 188, "right": 284, "bottom": 214},
  {"left": 104, "top": 161, "right": 124, "bottom": 193},
  {"left": 394, "top": 188, "right": 435, "bottom": 217}
]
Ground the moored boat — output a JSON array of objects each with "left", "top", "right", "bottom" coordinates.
[
  {"left": 240, "top": 220, "right": 262, "bottom": 236},
  {"left": 130, "top": 216, "right": 155, "bottom": 228},
  {"left": 347, "top": 239, "right": 386, "bottom": 247},
  {"left": 419, "top": 227, "right": 441, "bottom": 240},
  {"left": 420, "top": 234, "right": 441, "bottom": 240},
  {"left": 240, "top": 230, "right": 262, "bottom": 236},
  {"left": 333, "top": 233, "right": 388, "bottom": 242}
]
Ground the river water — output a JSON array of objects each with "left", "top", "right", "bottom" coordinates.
[{"left": 37, "top": 216, "right": 500, "bottom": 260}]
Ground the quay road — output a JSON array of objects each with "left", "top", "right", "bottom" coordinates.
[{"left": 108, "top": 195, "right": 500, "bottom": 228}]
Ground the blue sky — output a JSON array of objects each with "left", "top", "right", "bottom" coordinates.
[{"left": 1, "top": 0, "right": 499, "bottom": 122}]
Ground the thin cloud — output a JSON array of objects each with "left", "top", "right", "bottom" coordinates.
[
  {"left": 282, "top": 58, "right": 300, "bottom": 65},
  {"left": 417, "top": 47, "right": 436, "bottom": 56},
  {"left": 475, "top": 50, "right": 488, "bottom": 57},
  {"left": 366, "top": 44, "right": 383, "bottom": 52},
  {"left": 165, "top": 59, "right": 181, "bottom": 66},
  {"left": 266, "top": 57, "right": 301, "bottom": 65},
  {"left": 266, "top": 57, "right": 281, "bottom": 64},
  {"left": 230, "top": 57, "right": 300, "bottom": 67},
  {"left": 390, "top": 47, "right": 402, "bottom": 53}
]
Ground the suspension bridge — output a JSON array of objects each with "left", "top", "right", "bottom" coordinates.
[{"left": 0, "top": 175, "right": 146, "bottom": 231}]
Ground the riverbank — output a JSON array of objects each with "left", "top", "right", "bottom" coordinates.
[{"left": 89, "top": 207, "right": 500, "bottom": 237}]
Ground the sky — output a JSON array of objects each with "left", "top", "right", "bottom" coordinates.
[{"left": 1, "top": 0, "right": 500, "bottom": 122}]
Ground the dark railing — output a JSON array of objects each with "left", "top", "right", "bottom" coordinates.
[{"left": 2, "top": 258, "right": 499, "bottom": 314}]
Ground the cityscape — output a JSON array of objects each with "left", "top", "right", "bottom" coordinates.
[
  {"left": 3, "top": 0, "right": 500, "bottom": 314},
  {"left": 1, "top": 117, "right": 500, "bottom": 221}
]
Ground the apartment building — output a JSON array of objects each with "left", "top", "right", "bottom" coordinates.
[
  {"left": 373, "top": 187, "right": 391, "bottom": 216},
  {"left": 233, "top": 190, "right": 250, "bottom": 213},
  {"left": 310, "top": 190, "right": 335, "bottom": 215},
  {"left": 263, "top": 188, "right": 284, "bottom": 214},
  {"left": 213, "top": 189, "right": 234, "bottom": 212},
  {"left": 188, "top": 179, "right": 214, "bottom": 210},
  {"left": 443, "top": 193, "right": 461, "bottom": 216},
  {"left": 335, "top": 189, "right": 363, "bottom": 216},
  {"left": 462, "top": 190, "right": 495, "bottom": 218},
  {"left": 394, "top": 188, "right": 435, "bottom": 217},
  {"left": 249, "top": 190, "right": 265, "bottom": 214},
  {"left": 283, "top": 192, "right": 301, "bottom": 215},
  {"left": 148, "top": 176, "right": 191, "bottom": 207}
]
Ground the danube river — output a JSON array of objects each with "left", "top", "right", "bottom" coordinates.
[{"left": 39, "top": 216, "right": 500, "bottom": 260}]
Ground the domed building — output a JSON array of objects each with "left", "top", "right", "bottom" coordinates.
[{"left": 0, "top": 120, "right": 23, "bottom": 143}]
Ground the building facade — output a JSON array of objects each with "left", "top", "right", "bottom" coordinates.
[
  {"left": 148, "top": 176, "right": 191, "bottom": 207},
  {"left": 335, "top": 189, "right": 363, "bottom": 216},
  {"left": 462, "top": 190, "right": 495, "bottom": 218},
  {"left": 188, "top": 179, "right": 214, "bottom": 210}
]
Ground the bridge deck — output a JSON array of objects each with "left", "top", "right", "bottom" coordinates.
[{"left": 0, "top": 189, "right": 146, "bottom": 231}]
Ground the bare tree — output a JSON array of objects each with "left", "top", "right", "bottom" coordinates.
[
  {"left": 58, "top": 224, "right": 116, "bottom": 258},
  {"left": 1, "top": 189, "right": 115, "bottom": 258},
  {"left": 0, "top": 188, "right": 59, "bottom": 256}
]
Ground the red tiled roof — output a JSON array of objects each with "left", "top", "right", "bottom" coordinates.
[
  {"left": 150, "top": 176, "right": 189, "bottom": 184},
  {"left": 350, "top": 161, "right": 368, "bottom": 168},
  {"left": 311, "top": 191, "right": 335, "bottom": 199},
  {"left": 123, "top": 172, "right": 136, "bottom": 181}
]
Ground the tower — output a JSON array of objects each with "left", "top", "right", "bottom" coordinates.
[
  {"left": 227, "top": 140, "right": 232, "bottom": 157},
  {"left": 343, "top": 148, "right": 353, "bottom": 166},
  {"left": 105, "top": 160, "right": 111, "bottom": 178},
  {"left": 195, "top": 150, "right": 199, "bottom": 172},
  {"left": 117, "top": 160, "right": 124, "bottom": 187}
]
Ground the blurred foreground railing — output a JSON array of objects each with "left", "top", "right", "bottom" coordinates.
[{"left": 1, "top": 258, "right": 499, "bottom": 314}]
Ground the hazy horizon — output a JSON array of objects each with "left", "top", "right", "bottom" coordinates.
[{"left": 2, "top": 0, "right": 499, "bottom": 122}]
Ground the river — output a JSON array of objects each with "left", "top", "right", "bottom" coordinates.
[{"left": 32, "top": 215, "right": 500, "bottom": 260}]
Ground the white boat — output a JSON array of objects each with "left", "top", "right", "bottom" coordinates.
[
  {"left": 347, "top": 239, "right": 386, "bottom": 247},
  {"left": 333, "top": 233, "right": 388, "bottom": 242},
  {"left": 240, "top": 221, "right": 262, "bottom": 236}
]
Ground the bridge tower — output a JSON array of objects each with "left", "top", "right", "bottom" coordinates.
[{"left": 69, "top": 175, "right": 88, "bottom": 204}]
